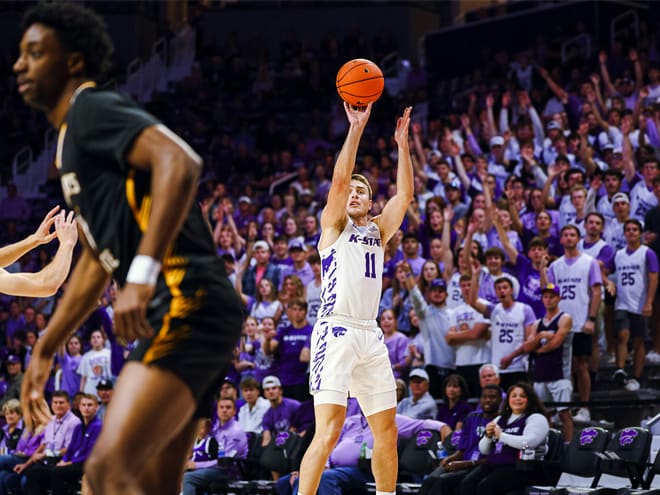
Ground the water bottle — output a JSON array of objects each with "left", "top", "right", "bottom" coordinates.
[
  {"left": 519, "top": 442, "right": 535, "bottom": 461},
  {"left": 218, "top": 446, "right": 225, "bottom": 459},
  {"left": 436, "top": 441, "right": 447, "bottom": 460},
  {"left": 360, "top": 442, "right": 367, "bottom": 460}
]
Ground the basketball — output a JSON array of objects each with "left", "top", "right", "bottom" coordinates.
[{"left": 336, "top": 58, "right": 384, "bottom": 107}]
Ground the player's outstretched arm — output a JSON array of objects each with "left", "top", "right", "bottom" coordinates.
[
  {"left": 319, "top": 102, "right": 372, "bottom": 248},
  {"left": 0, "top": 210, "right": 77, "bottom": 297},
  {"left": 375, "top": 107, "right": 414, "bottom": 245},
  {"left": 0, "top": 205, "right": 60, "bottom": 268},
  {"left": 113, "top": 124, "right": 202, "bottom": 341},
  {"left": 22, "top": 241, "right": 110, "bottom": 430}
]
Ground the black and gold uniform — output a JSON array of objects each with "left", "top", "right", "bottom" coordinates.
[{"left": 57, "top": 84, "right": 243, "bottom": 415}]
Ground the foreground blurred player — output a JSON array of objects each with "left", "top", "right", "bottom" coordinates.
[
  {"left": 14, "top": 4, "right": 243, "bottom": 494},
  {"left": 299, "top": 102, "right": 413, "bottom": 495},
  {"left": 0, "top": 206, "right": 77, "bottom": 297}
]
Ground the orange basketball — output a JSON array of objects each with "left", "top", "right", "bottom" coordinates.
[{"left": 336, "top": 58, "right": 384, "bottom": 107}]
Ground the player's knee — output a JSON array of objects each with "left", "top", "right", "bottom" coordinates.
[{"left": 314, "top": 422, "right": 343, "bottom": 452}]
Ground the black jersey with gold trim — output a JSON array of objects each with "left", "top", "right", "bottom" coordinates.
[{"left": 57, "top": 86, "right": 218, "bottom": 285}]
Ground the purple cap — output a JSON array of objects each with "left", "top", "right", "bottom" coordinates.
[
  {"left": 6, "top": 355, "right": 20, "bottom": 365},
  {"left": 430, "top": 278, "right": 447, "bottom": 291},
  {"left": 541, "top": 283, "right": 560, "bottom": 296}
]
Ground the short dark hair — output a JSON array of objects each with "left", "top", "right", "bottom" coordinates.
[
  {"left": 494, "top": 277, "right": 514, "bottom": 289},
  {"left": 560, "top": 224, "right": 580, "bottom": 237},
  {"left": 528, "top": 236, "right": 548, "bottom": 250},
  {"left": 484, "top": 247, "right": 505, "bottom": 261},
  {"left": 52, "top": 390, "right": 70, "bottom": 402},
  {"left": 585, "top": 212, "right": 605, "bottom": 225},
  {"left": 624, "top": 219, "right": 642, "bottom": 231},
  {"left": 240, "top": 377, "right": 260, "bottom": 391},
  {"left": 23, "top": 2, "right": 114, "bottom": 80}
]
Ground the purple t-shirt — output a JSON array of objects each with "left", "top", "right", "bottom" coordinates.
[
  {"left": 436, "top": 400, "right": 474, "bottom": 430},
  {"left": 456, "top": 411, "right": 493, "bottom": 461},
  {"left": 274, "top": 324, "right": 312, "bottom": 386},
  {"left": 57, "top": 352, "right": 82, "bottom": 400},
  {"left": 384, "top": 332, "right": 409, "bottom": 379},
  {"left": 512, "top": 255, "right": 544, "bottom": 318},
  {"left": 262, "top": 398, "right": 301, "bottom": 434}
]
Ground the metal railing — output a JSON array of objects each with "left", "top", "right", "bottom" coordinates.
[{"left": 561, "top": 33, "right": 592, "bottom": 64}]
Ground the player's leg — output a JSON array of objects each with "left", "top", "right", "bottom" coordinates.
[
  {"left": 365, "top": 405, "right": 398, "bottom": 493},
  {"left": 85, "top": 362, "right": 197, "bottom": 495},
  {"left": 354, "top": 326, "right": 398, "bottom": 494},
  {"left": 300, "top": 320, "right": 357, "bottom": 495},
  {"left": 139, "top": 418, "right": 198, "bottom": 494},
  {"left": 297, "top": 402, "right": 346, "bottom": 495}
]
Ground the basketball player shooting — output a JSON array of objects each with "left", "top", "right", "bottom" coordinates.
[{"left": 297, "top": 102, "right": 413, "bottom": 495}]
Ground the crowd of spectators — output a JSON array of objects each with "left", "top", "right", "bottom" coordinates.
[{"left": 1, "top": 8, "right": 660, "bottom": 494}]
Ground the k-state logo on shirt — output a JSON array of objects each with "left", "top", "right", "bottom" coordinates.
[{"left": 416, "top": 430, "right": 433, "bottom": 447}]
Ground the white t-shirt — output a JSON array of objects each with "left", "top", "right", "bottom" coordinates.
[{"left": 77, "top": 348, "right": 112, "bottom": 396}]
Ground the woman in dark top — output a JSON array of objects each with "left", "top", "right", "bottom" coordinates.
[
  {"left": 436, "top": 374, "right": 473, "bottom": 430},
  {"left": 458, "top": 382, "right": 550, "bottom": 495}
]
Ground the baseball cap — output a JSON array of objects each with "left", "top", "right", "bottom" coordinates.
[
  {"left": 612, "top": 192, "right": 630, "bottom": 204},
  {"left": 428, "top": 150, "right": 442, "bottom": 160},
  {"left": 222, "top": 376, "right": 237, "bottom": 388},
  {"left": 96, "top": 379, "right": 113, "bottom": 390},
  {"left": 546, "top": 121, "right": 562, "bottom": 131},
  {"left": 238, "top": 195, "right": 252, "bottom": 204},
  {"left": 253, "top": 240, "right": 270, "bottom": 251},
  {"left": 601, "top": 143, "right": 614, "bottom": 151},
  {"left": 6, "top": 355, "right": 20, "bottom": 365},
  {"left": 430, "top": 278, "right": 447, "bottom": 291},
  {"left": 541, "top": 283, "right": 560, "bottom": 296},
  {"left": 300, "top": 188, "right": 313, "bottom": 196},
  {"left": 612, "top": 146, "right": 623, "bottom": 154},
  {"left": 288, "top": 239, "right": 307, "bottom": 252},
  {"left": 409, "top": 368, "right": 430, "bottom": 381},
  {"left": 446, "top": 178, "right": 462, "bottom": 190},
  {"left": 490, "top": 136, "right": 505, "bottom": 147},
  {"left": 262, "top": 376, "right": 282, "bottom": 389}
]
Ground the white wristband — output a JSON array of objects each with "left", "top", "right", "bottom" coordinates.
[{"left": 125, "top": 255, "right": 161, "bottom": 286}]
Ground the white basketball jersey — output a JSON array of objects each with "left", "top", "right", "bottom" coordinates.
[
  {"left": 490, "top": 302, "right": 529, "bottom": 373},
  {"left": 549, "top": 253, "right": 597, "bottom": 333},
  {"left": 630, "top": 182, "right": 658, "bottom": 222},
  {"left": 305, "top": 279, "right": 322, "bottom": 326},
  {"left": 447, "top": 272, "right": 464, "bottom": 309},
  {"left": 452, "top": 302, "right": 491, "bottom": 366},
  {"left": 578, "top": 238, "right": 607, "bottom": 259},
  {"left": 597, "top": 195, "right": 616, "bottom": 226},
  {"left": 318, "top": 219, "right": 384, "bottom": 321},
  {"left": 559, "top": 195, "right": 576, "bottom": 228},
  {"left": 604, "top": 219, "right": 627, "bottom": 250},
  {"left": 614, "top": 245, "right": 650, "bottom": 314}
]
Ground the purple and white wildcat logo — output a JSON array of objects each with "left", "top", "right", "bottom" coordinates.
[
  {"left": 579, "top": 428, "right": 599, "bottom": 446},
  {"left": 416, "top": 430, "right": 432, "bottom": 447},
  {"left": 275, "top": 432, "right": 290, "bottom": 447},
  {"left": 619, "top": 428, "right": 638, "bottom": 446},
  {"left": 332, "top": 326, "right": 347, "bottom": 338}
]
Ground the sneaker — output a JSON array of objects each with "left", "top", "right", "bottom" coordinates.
[
  {"left": 625, "top": 378, "right": 641, "bottom": 391},
  {"left": 646, "top": 351, "right": 660, "bottom": 364},
  {"left": 613, "top": 368, "right": 628, "bottom": 385},
  {"left": 573, "top": 408, "right": 591, "bottom": 423},
  {"left": 602, "top": 352, "right": 616, "bottom": 365}
]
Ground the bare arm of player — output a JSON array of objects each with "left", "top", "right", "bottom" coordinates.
[
  {"left": 318, "top": 102, "right": 372, "bottom": 251},
  {"left": 374, "top": 107, "right": 414, "bottom": 245},
  {"left": 536, "top": 313, "right": 573, "bottom": 354},
  {"left": 21, "top": 235, "right": 110, "bottom": 430},
  {"left": 0, "top": 211, "right": 77, "bottom": 297},
  {"left": 114, "top": 124, "right": 202, "bottom": 341},
  {"left": 644, "top": 272, "right": 658, "bottom": 317},
  {"left": 0, "top": 206, "right": 59, "bottom": 268},
  {"left": 583, "top": 283, "right": 602, "bottom": 334},
  {"left": 468, "top": 261, "right": 489, "bottom": 316}
]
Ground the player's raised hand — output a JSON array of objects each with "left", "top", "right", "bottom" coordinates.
[
  {"left": 344, "top": 101, "right": 372, "bottom": 131},
  {"left": 31, "top": 206, "right": 60, "bottom": 245},
  {"left": 394, "top": 106, "right": 413, "bottom": 148},
  {"left": 54, "top": 210, "right": 78, "bottom": 247},
  {"left": 114, "top": 283, "right": 156, "bottom": 343}
]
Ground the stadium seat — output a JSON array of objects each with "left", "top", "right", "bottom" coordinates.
[
  {"left": 526, "top": 426, "right": 609, "bottom": 495},
  {"left": 259, "top": 431, "right": 304, "bottom": 476},
  {"left": 399, "top": 428, "right": 442, "bottom": 475}
]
